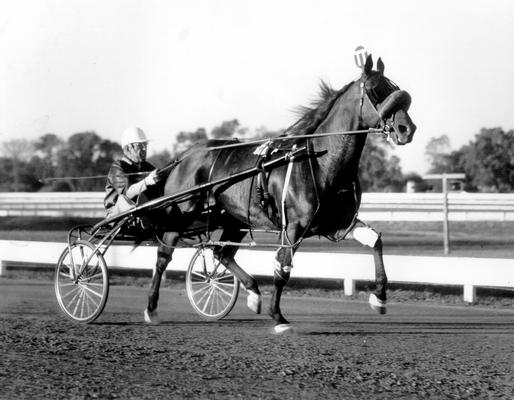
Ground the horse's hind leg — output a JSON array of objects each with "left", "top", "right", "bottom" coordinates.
[
  {"left": 144, "top": 231, "right": 180, "bottom": 323},
  {"left": 214, "top": 228, "right": 262, "bottom": 314},
  {"left": 350, "top": 220, "right": 388, "bottom": 314}
]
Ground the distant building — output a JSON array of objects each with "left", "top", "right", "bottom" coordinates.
[
  {"left": 422, "top": 173, "right": 466, "bottom": 193},
  {"left": 406, "top": 180, "right": 416, "bottom": 193}
]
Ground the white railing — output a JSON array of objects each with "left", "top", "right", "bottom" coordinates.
[
  {"left": 0, "top": 240, "right": 512, "bottom": 303},
  {"left": 1, "top": 192, "right": 514, "bottom": 221},
  {"left": 361, "top": 192, "right": 514, "bottom": 221},
  {"left": 0, "top": 192, "right": 103, "bottom": 218}
]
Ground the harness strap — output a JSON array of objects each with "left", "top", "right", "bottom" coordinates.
[
  {"left": 280, "top": 145, "right": 297, "bottom": 246},
  {"left": 358, "top": 81, "right": 365, "bottom": 125},
  {"left": 204, "top": 149, "right": 225, "bottom": 238},
  {"left": 253, "top": 140, "right": 281, "bottom": 222},
  {"left": 293, "top": 138, "right": 321, "bottom": 245}
]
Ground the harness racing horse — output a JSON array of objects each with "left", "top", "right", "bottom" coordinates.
[{"left": 145, "top": 55, "right": 416, "bottom": 333}]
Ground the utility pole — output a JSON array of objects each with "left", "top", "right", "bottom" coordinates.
[{"left": 423, "top": 173, "right": 466, "bottom": 255}]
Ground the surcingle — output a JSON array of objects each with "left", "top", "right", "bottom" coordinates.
[{"left": 253, "top": 140, "right": 279, "bottom": 223}]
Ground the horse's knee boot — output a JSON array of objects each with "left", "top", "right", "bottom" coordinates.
[{"left": 353, "top": 226, "right": 380, "bottom": 248}]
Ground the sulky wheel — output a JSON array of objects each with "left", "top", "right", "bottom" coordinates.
[
  {"left": 54, "top": 240, "right": 109, "bottom": 323},
  {"left": 186, "top": 247, "right": 240, "bottom": 320}
]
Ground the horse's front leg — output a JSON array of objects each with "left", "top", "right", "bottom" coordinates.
[
  {"left": 350, "top": 220, "right": 388, "bottom": 314},
  {"left": 268, "top": 227, "right": 300, "bottom": 333},
  {"left": 144, "top": 231, "right": 180, "bottom": 323}
]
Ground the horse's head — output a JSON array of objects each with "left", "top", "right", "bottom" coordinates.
[{"left": 360, "top": 55, "right": 416, "bottom": 145}]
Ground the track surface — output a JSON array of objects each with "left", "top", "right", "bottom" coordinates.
[{"left": 1, "top": 279, "right": 513, "bottom": 399}]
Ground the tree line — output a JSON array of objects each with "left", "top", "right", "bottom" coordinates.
[
  {"left": 0, "top": 121, "right": 512, "bottom": 192},
  {"left": 418, "top": 127, "right": 514, "bottom": 192}
]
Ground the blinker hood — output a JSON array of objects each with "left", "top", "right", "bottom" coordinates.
[{"left": 377, "top": 90, "right": 411, "bottom": 119}]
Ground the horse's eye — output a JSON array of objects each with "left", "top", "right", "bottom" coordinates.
[{"left": 366, "top": 77, "right": 380, "bottom": 91}]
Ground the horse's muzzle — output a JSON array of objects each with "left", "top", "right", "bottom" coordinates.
[{"left": 387, "top": 115, "right": 416, "bottom": 145}]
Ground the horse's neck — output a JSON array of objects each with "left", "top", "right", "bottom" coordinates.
[{"left": 313, "top": 88, "right": 367, "bottom": 189}]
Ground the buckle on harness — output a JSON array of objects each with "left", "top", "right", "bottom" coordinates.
[{"left": 253, "top": 140, "right": 279, "bottom": 223}]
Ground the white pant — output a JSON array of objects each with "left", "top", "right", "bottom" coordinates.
[{"left": 106, "top": 195, "right": 136, "bottom": 218}]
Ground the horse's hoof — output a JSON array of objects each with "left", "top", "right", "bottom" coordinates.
[
  {"left": 369, "top": 293, "right": 387, "bottom": 315},
  {"left": 246, "top": 290, "right": 262, "bottom": 314},
  {"left": 273, "top": 324, "right": 293, "bottom": 335},
  {"left": 144, "top": 309, "right": 160, "bottom": 324}
]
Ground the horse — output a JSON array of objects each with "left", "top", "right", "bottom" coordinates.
[{"left": 144, "top": 54, "right": 416, "bottom": 333}]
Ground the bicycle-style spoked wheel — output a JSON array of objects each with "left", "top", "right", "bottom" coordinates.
[
  {"left": 186, "top": 247, "right": 240, "bottom": 320},
  {"left": 54, "top": 240, "right": 109, "bottom": 323}
]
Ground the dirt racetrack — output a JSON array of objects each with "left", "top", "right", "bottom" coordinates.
[{"left": 1, "top": 278, "right": 513, "bottom": 399}]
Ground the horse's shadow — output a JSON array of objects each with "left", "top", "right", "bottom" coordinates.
[
  {"left": 93, "top": 318, "right": 260, "bottom": 327},
  {"left": 297, "top": 320, "right": 514, "bottom": 336},
  {"left": 93, "top": 318, "right": 514, "bottom": 336}
]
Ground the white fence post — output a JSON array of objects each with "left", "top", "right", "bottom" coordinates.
[
  {"left": 344, "top": 278, "right": 355, "bottom": 296},
  {"left": 463, "top": 284, "right": 476, "bottom": 303}
]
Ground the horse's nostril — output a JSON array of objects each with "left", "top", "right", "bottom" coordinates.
[{"left": 397, "top": 124, "right": 408, "bottom": 134}]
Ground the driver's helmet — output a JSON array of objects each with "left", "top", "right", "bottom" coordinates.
[{"left": 121, "top": 127, "right": 149, "bottom": 148}]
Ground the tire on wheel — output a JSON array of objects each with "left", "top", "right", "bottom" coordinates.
[
  {"left": 54, "top": 240, "right": 109, "bottom": 323},
  {"left": 186, "top": 247, "right": 240, "bottom": 320}
]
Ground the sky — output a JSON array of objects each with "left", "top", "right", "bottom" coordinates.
[{"left": 1, "top": 0, "right": 514, "bottom": 174}]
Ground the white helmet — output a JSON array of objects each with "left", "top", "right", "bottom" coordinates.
[{"left": 121, "top": 127, "right": 149, "bottom": 147}]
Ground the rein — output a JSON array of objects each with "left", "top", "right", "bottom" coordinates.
[
  {"left": 41, "top": 171, "right": 149, "bottom": 182},
  {"left": 40, "top": 127, "right": 387, "bottom": 183},
  {"left": 201, "top": 127, "right": 386, "bottom": 152}
]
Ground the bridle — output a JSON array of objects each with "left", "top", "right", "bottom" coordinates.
[{"left": 358, "top": 75, "right": 401, "bottom": 138}]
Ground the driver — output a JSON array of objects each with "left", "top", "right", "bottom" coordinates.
[{"left": 104, "top": 127, "right": 160, "bottom": 218}]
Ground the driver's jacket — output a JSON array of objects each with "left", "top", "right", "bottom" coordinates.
[{"left": 104, "top": 156, "right": 155, "bottom": 211}]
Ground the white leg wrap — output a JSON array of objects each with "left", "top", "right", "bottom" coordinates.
[
  {"left": 353, "top": 226, "right": 379, "bottom": 248},
  {"left": 246, "top": 290, "right": 262, "bottom": 314},
  {"left": 369, "top": 293, "right": 387, "bottom": 314},
  {"left": 273, "top": 324, "right": 293, "bottom": 334},
  {"left": 144, "top": 309, "right": 160, "bottom": 324}
]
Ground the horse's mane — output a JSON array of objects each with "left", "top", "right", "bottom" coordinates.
[{"left": 286, "top": 81, "right": 354, "bottom": 136}]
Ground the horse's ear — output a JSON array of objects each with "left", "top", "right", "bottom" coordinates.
[
  {"left": 377, "top": 57, "right": 384, "bottom": 75},
  {"left": 364, "top": 54, "right": 373, "bottom": 75}
]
